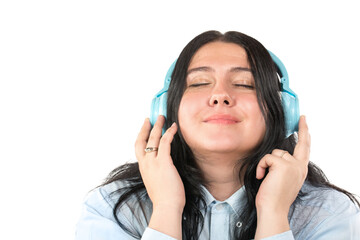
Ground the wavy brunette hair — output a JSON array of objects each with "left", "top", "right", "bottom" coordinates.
[{"left": 102, "top": 30, "right": 359, "bottom": 239}]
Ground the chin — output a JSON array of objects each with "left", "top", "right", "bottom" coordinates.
[
  {"left": 198, "top": 133, "right": 252, "bottom": 152},
  {"left": 181, "top": 127, "right": 264, "bottom": 154}
]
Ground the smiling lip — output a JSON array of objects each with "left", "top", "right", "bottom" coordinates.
[{"left": 204, "top": 114, "right": 239, "bottom": 124}]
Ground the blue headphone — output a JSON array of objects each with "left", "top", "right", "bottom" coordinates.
[{"left": 150, "top": 51, "right": 299, "bottom": 137}]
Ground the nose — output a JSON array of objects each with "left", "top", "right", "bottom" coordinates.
[{"left": 209, "top": 87, "right": 234, "bottom": 107}]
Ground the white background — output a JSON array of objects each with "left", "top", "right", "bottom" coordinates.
[{"left": 1, "top": 1, "right": 359, "bottom": 239}]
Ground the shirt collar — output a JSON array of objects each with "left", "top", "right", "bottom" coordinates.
[{"left": 199, "top": 185, "right": 247, "bottom": 216}]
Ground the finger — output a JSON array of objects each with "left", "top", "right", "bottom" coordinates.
[
  {"left": 146, "top": 115, "right": 165, "bottom": 151},
  {"left": 272, "top": 149, "right": 292, "bottom": 161},
  {"left": 272, "top": 149, "right": 286, "bottom": 158},
  {"left": 135, "top": 118, "right": 152, "bottom": 160},
  {"left": 256, "top": 154, "right": 278, "bottom": 179},
  {"left": 293, "top": 115, "right": 311, "bottom": 163},
  {"left": 157, "top": 122, "right": 178, "bottom": 161}
]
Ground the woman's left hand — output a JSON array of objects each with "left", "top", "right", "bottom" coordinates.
[{"left": 254, "top": 115, "right": 311, "bottom": 239}]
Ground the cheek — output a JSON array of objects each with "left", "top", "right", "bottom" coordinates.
[
  {"left": 178, "top": 92, "right": 206, "bottom": 122},
  {"left": 239, "top": 94, "right": 265, "bottom": 127},
  {"left": 238, "top": 94, "right": 261, "bottom": 114}
]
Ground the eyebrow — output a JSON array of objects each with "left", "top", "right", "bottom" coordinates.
[
  {"left": 187, "top": 66, "right": 251, "bottom": 75},
  {"left": 229, "top": 67, "right": 252, "bottom": 73}
]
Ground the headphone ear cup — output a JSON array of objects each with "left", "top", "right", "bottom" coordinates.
[
  {"left": 150, "top": 92, "right": 168, "bottom": 126},
  {"left": 149, "top": 60, "right": 176, "bottom": 129},
  {"left": 150, "top": 96, "right": 159, "bottom": 126},
  {"left": 281, "top": 91, "right": 300, "bottom": 137}
]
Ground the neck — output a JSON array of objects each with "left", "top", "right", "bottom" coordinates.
[{"left": 195, "top": 152, "right": 243, "bottom": 201}]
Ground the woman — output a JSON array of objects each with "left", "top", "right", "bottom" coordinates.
[{"left": 75, "top": 31, "right": 360, "bottom": 240}]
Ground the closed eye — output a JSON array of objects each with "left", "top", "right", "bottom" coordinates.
[
  {"left": 234, "top": 84, "right": 255, "bottom": 89},
  {"left": 188, "top": 82, "right": 211, "bottom": 87}
]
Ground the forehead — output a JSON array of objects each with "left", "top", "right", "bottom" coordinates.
[{"left": 188, "top": 41, "right": 249, "bottom": 69}]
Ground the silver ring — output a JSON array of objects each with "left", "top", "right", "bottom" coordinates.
[{"left": 144, "top": 147, "right": 158, "bottom": 153}]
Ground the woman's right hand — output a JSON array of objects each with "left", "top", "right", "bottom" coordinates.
[{"left": 135, "top": 115, "right": 185, "bottom": 213}]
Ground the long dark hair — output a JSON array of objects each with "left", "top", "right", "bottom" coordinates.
[{"left": 102, "top": 30, "right": 359, "bottom": 239}]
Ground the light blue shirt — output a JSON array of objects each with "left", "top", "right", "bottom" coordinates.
[{"left": 75, "top": 180, "right": 360, "bottom": 239}]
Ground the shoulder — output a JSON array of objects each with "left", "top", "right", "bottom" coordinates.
[
  {"left": 76, "top": 180, "right": 152, "bottom": 239},
  {"left": 79, "top": 181, "right": 152, "bottom": 234},
  {"left": 76, "top": 180, "right": 151, "bottom": 239},
  {"left": 84, "top": 180, "right": 151, "bottom": 217},
  {"left": 295, "top": 182, "right": 358, "bottom": 215},
  {"left": 289, "top": 182, "right": 360, "bottom": 238}
]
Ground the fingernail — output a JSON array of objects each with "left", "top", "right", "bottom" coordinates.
[{"left": 171, "top": 122, "right": 177, "bottom": 127}]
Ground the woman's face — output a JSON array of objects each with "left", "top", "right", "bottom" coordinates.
[{"left": 178, "top": 41, "right": 266, "bottom": 159}]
